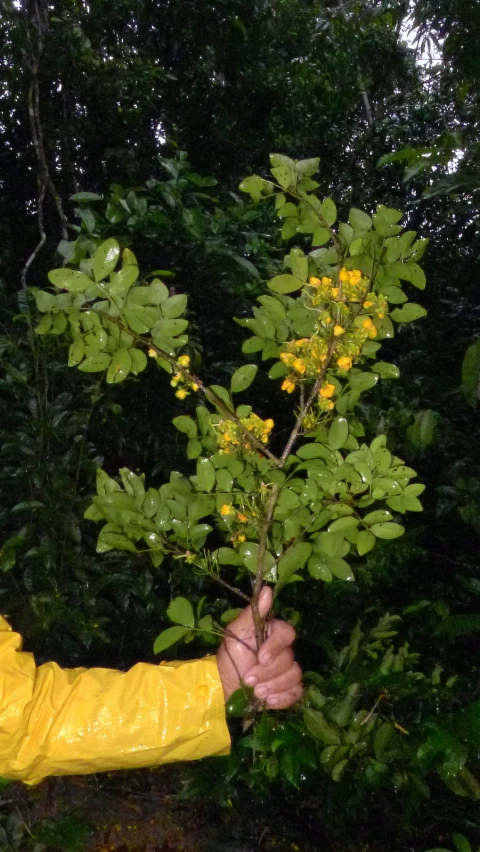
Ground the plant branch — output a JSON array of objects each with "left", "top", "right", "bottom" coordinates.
[{"left": 98, "top": 313, "right": 282, "bottom": 466}]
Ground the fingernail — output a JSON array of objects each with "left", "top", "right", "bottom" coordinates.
[
  {"left": 267, "top": 696, "right": 279, "bottom": 706},
  {"left": 244, "top": 674, "right": 257, "bottom": 686},
  {"left": 256, "top": 685, "right": 269, "bottom": 698},
  {"left": 260, "top": 652, "right": 272, "bottom": 666}
]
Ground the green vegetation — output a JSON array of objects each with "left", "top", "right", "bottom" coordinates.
[{"left": 0, "top": 0, "right": 479, "bottom": 850}]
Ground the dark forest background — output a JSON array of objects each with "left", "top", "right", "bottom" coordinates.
[{"left": 0, "top": 1, "right": 480, "bottom": 850}]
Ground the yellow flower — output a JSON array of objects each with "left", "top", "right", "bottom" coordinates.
[
  {"left": 331, "top": 287, "right": 340, "bottom": 299},
  {"left": 309, "top": 276, "right": 321, "bottom": 287},
  {"left": 190, "top": 382, "right": 199, "bottom": 392},
  {"left": 323, "top": 314, "right": 332, "bottom": 324},
  {"left": 350, "top": 269, "right": 362, "bottom": 280},
  {"left": 319, "top": 382, "right": 336, "bottom": 399},
  {"left": 264, "top": 418, "right": 274, "bottom": 430},
  {"left": 321, "top": 276, "right": 332, "bottom": 286},
  {"left": 363, "top": 317, "right": 378, "bottom": 337},
  {"left": 325, "top": 400, "right": 334, "bottom": 410},
  {"left": 293, "top": 358, "right": 306, "bottom": 374},
  {"left": 148, "top": 347, "right": 157, "bottom": 358},
  {"left": 281, "top": 378, "right": 296, "bottom": 393},
  {"left": 237, "top": 512, "right": 248, "bottom": 523},
  {"left": 378, "top": 312, "right": 385, "bottom": 319},
  {"left": 175, "top": 389, "right": 189, "bottom": 399},
  {"left": 337, "top": 355, "right": 353, "bottom": 371},
  {"left": 220, "top": 504, "right": 232, "bottom": 517},
  {"left": 237, "top": 533, "right": 246, "bottom": 543},
  {"left": 295, "top": 338, "right": 310, "bottom": 347},
  {"left": 333, "top": 325, "right": 345, "bottom": 336},
  {"left": 339, "top": 268, "right": 349, "bottom": 282},
  {"left": 280, "top": 351, "right": 294, "bottom": 364},
  {"left": 178, "top": 355, "right": 190, "bottom": 367},
  {"left": 363, "top": 300, "right": 373, "bottom": 309}
]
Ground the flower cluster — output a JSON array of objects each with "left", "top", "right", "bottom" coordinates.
[
  {"left": 168, "top": 355, "right": 199, "bottom": 399},
  {"left": 309, "top": 267, "right": 365, "bottom": 305},
  {"left": 280, "top": 337, "right": 329, "bottom": 393},
  {"left": 219, "top": 503, "right": 249, "bottom": 543},
  {"left": 216, "top": 413, "right": 274, "bottom": 454}
]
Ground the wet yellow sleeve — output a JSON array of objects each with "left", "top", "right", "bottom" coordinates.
[{"left": 0, "top": 616, "right": 230, "bottom": 785}]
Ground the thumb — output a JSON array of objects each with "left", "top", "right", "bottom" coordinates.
[
  {"left": 229, "top": 585, "right": 273, "bottom": 635},
  {"left": 258, "top": 584, "right": 273, "bottom": 619}
]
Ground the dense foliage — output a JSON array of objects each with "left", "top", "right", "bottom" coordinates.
[{"left": 0, "top": 1, "right": 480, "bottom": 851}]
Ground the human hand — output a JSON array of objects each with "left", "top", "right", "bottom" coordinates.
[{"left": 216, "top": 586, "right": 303, "bottom": 709}]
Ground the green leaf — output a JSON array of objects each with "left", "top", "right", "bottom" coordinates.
[
  {"left": 33, "top": 289, "right": 56, "bottom": 312},
  {"left": 148, "top": 278, "right": 170, "bottom": 304},
  {"left": 173, "top": 415, "right": 197, "bottom": 438},
  {"left": 271, "top": 165, "right": 294, "bottom": 189},
  {"left": 78, "top": 352, "right": 112, "bottom": 372},
  {"left": 328, "top": 557, "right": 354, "bottom": 582},
  {"left": 390, "top": 303, "right": 427, "bottom": 323},
  {"left": 349, "top": 372, "right": 378, "bottom": 392},
  {"left": 370, "top": 522, "right": 404, "bottom": 539},
  {"left": 238, "top": 541, "right": 276, "bottom": 577},
  {"left": 68, "top": 338, "right": 85, "bottom": 367},
  {"left": 187, "top": 438, "right": 202, "bottom": 459},
  {"left": 277, "top": 542, "right": 312, "bottom": 586},
  {"left": 216, "top": 468, "right": 233, "bottom": 492},
  {"left": 231, "top": 364, "right": 258, "bottom": 393},
  {"left": 388, "top": 261, "right": 426, "bottom": 290},
  {"left": 349, "top": 208, "right": 372, "bottom": 232},
  {"left": 162, "top": 294, "right": 188, "bottom": 318},
  {"left": 373, "top": 362, "right": 400, "bottom": 379},
  {"left": 328, "top": 417, "right": 349, "bottom": 450},
  {"left": 452, "top": 835, "right": 472, "bottom": 852},
  {"left": 97, "top": 529, "right": 138, "bottom": 553},
  {"left": 48, "top": 268, "right": 93, "bottom": 293},
  {"left": 462, "top": 339, "right": 480, "bottom": 405},
  {"left": 303, "top": 707, "right": 340, "bottom": 744},
  {"left": 92, "top": 238, "right": 120, "bottom": 282},
  {"left": 167, "top": 596, "right": 195, "bottom": 627},
  {"left": 268, "top": 274, "right": 303, "bottom": 294},
  {"left": 357, "top": 530, "right": 376, "bottom": 556},
  {"left": 290, "top": 248, "right": 308, "bottom": 281},
  {"left": 226, "top": 686, "right": 254, "bottom": 717},
  {"left": 216, "top": 547, "right": 243, "bottom": 566},
  {"left": 308, "top": 556, "right": 333, "bottom": 582},
  {"left": 35, "top": 314, "right": 52, "bottom": 334},
  {"left": 130, "top": 348, "right": 147, "bottom": 375},
  {"left": 109, "top": 264, "right": 139, "bottom": 298},
  {"left": 70, "top": 191, "right": 103, "bottom": 201},
  {"left": 239, "top": 175, "right": 269, "bottom": 199},
  {"left": 328, "top": 517, "right": 359, "bottom": 534},
  {"left": 154, "top": 626, "right": 189, "bottom": 654},
  {"left": 296, "top": 157, "right": 320, "bottom": 177},
  {"left": 106, "top": 349, "right": 132, "bottom": 384},
  {"left": 363, "top": 510, "right": 393, "bottom": 525},
  {"left": 242, "top": 336, "right": 264, "bottom": 354},
  {"left": 196, "top": 457, "right": 215, "bottom": 492},
  {"left": 320, "top": 198, "right": 336, "bottom": 227}
]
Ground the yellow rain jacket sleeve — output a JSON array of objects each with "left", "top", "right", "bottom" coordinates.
[{"left": 0, "top": 616, "right": 231, "bottom": 785}]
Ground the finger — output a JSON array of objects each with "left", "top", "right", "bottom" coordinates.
[
  {"left": 243, "top": 648, "right": 294, "bottom": 686},
  {"left": 226, "top": 586, "right": 273, "bottom": 641},
  {"left": 258, "top": 619, "right": 296, "bottom": 666},
  {"left": 253, "top": 662, "right": 302, "bottom": 700},
  {"left": 266, "top": 684, "right": 305, "bottom": 710}
]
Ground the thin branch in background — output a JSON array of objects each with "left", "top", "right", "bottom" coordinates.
[{"left": 21, "top": 0, "right": 68, "bottom": 289}]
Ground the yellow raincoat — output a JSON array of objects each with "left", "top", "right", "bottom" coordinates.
[{"left": 0, "top": 616, "right": 231, "bottom": 785}]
